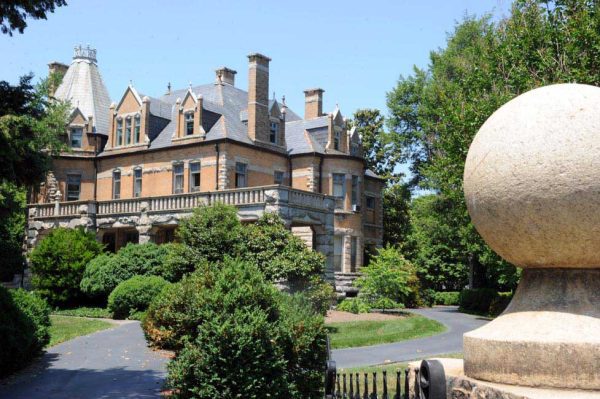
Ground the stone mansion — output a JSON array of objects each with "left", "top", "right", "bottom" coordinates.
[{"left": 27, "top": 45, "right": 384, "bottom": 282}]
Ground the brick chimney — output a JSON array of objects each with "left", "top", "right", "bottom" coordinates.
[
  {"left": 247, "top": 53, "right": 271, "bottom": 142},
  {"left": 215, "top": 67, "right": 237, "bottom": 86},
  {"left": 47, "top": 61, "right": 68, "bottom": 97},
  {"left": 304, "top": 88, "right": 324, "bottom": 119}
]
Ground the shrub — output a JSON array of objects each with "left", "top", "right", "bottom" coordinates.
[
  {"left": 433, "top": 291, "right": 460, "bottom": 306},
  {"left": 337, "top": 297, "right": 371, "bottom": 314},
  {"left": 302, "top": 278, "right": 336, "bottom": 316},
  {"left": 176, "top": 203, "right": 244, "bottom": 264},
  {"left": 30, "top": 227, "right": 103, "bottom": 306},
  {"left": 52, "top": 306, "right": 111, "bottom": 318},
  {"left": 143, "top": 258, "right": 279, "bottom": 350},
  {"left": 355, "top": 245, "right": 420, "bottom": 308},
  {"left": 108, "top": 275, "right": 170, "bottom": 319},
  {"left": 80, "top": 242, "right": 171, "bottom": 301},
  {"left": 371, "top": 297, "right": 404, "bottom": 310},
  {"left": 0, "top": 287, "right": 50, "bottom": 377},
  {"left": 489, "top": 292, "right": 513, "bottom": 316},
  {"left": 159, "top": 259, "right": 327, "bottom": 398},
  {"left": 419, "top": 288, "right": 436, "bottom": 307},
  {"left": 459, "top": 288, "right": 499, "bottom": 314},
  {"left": 238, "top": 213, "right": 325, "bottom": 282}
]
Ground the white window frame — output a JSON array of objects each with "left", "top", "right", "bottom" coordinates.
[
  {"left": 66, "top": 174, "right": 81, "bottom": 201},
  {"left": 173, "top": 163, "right": 184, "bottom": 194},
  {"left": 116, "top": 118, "right": 123, "bottom": 146},
  {"left": 134, "top": 115, "right": 141, "bottom": 144},
  {"left": 185, "top": 112, "right": 194, "bottom": 136},
  {"left": 112, "top": 170, "right": 121, "bottom": 199},
  {"left": 133, "top": 167, "right": 142, "bottom": 198},
  {"left": 189, "top": 161, "right": 201, "bottom": 192}
]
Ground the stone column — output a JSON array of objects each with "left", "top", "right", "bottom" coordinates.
[
  {"left": 341, "top": 234, "right": 352, "bottom": 273},
  {"left": 136, "top": 201, "right": 153, "bottom": 244}
]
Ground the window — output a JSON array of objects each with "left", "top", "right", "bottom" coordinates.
[
  {"left": 70, "top": 128, "right": 83, "bottom": 148},
  {"left": 351, "top": 143, "right": 359, "bottom": 156},
  {"left": 351, "top": 236, "right": 358, "bottom": 272},
  {"left": 112, "top": 170, "right": 121, "bottom": 199},
  {"left": 333, "top": 235, "right": 342, "bottom": 272},
  {"left": 269, "top": 121, "right": 278, "bottom": 144},
  {"left": 332, "top": 173, "right": 345, "bottom": 198},
  {"left": 351, "top": 175, "right": 360, "bottom": 208},
  {"left": 66, "top": 174, "right": 81, "bottom": 201},
  {"left": 334, "top": 130, "right": 341, "bottom": 150},
  {"left": 366, "top": 195, "right": 375, "bottom": 210},
  {"left": 125, "top": 117, "right": 132, "bottom": 145},
  {"left": 235, "top": 162, "right": 247, "bottom": 188},
  {"left": 189, "top": 162, "right": 201, "bottom": 192},
  {"left": 133, "top": 168, "right": 142, "bottom": 198},
  {"left": 134, "top": 115, "right": 141, "bottom": 144},
  {"left": 185, "top": 112, "right": 194, "bottom": 135},
  {"left": 274, "top": 170, "right": 284, "bottom": 185},
  {"left": 173, "top": 163, "right": 184, "bottom": 194},
  {"left": 116, "top": 119, "right": 123, "bottom": 146}
]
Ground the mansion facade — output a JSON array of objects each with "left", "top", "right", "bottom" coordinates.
[{"left": 27, "top": 45, "right": 384, "bottom": 282}]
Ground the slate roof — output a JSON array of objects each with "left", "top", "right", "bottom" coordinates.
[{"left": 54, "top": 55, "right": 111, "bottom": 135}]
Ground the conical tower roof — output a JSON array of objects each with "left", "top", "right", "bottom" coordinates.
[{"left": 54, "top": 45, "right": 111, "bottom": 135}]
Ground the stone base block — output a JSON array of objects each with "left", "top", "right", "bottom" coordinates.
[{"left": 407, "top": 359, "right": 600, "bottom": 399}]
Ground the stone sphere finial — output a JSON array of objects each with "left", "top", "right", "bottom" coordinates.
[
  {"left": 464, "top": 83, "right": 600, "bottom": 269},
  {"left": 462, "top": 83, "right": 600, "bottom": 390}
]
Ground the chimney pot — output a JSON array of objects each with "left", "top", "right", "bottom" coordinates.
[{"left": 215, "top": 67, "right": 237, "bottom": 86}]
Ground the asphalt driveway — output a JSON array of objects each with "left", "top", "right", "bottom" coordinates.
[
  {"left": 331, "top": 306, "right": 489, "bottom": 368},
  {"left": 0, "top": 321, "right": 168, "bottom": 399}
]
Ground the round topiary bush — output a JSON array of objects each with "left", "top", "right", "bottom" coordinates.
[
  {"left": 108, "top": 275, "right": 170, "bottom": 319},
  {"left": 80, "top": 242, "right": 172, "bottom": 302},
  {"left": 29, "top": 227, "right": 103, "bottom": 306},
  {"left": 0, "top": 287, "right": 50, "bottom": 377}
]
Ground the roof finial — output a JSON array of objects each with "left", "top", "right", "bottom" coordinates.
[
  {"left": 166, "top": 82, "right": 171, "bottom": 95},
  {"left": 282, "top": 95, "right": 286, "bottom": 106},
  {"left": 273, "top": 91, "right": 276, "bottom": 100},
  {"left": 129, "top": 79, "right": 133, "bottom": 87},
  {"left": 189, "top": 81, "right": 192, "bottom": 90}
]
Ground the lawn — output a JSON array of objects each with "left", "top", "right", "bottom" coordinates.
[
  {"left": 325, "top": 314, "right": 445, "bottom": 349},
  {"left": 48, "top": 315, "right": 113, "bottom": 347}
]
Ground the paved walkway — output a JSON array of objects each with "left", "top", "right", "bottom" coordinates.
[
  {"left": 0, "top": 321, "right": 168, "bottom": 399},
  {"left": 331, "top": 306, "right": 489, "bottom": 368}
]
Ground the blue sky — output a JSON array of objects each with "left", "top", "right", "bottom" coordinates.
[{"left": 1, "top": 0, "right": 512, "bottom": 119}]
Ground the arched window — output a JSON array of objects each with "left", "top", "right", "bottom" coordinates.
[
  {"left": 134, "top": 115, "right": 141, "bottom": 144},
  {"left": 185, "top": 112, "right": 194, "bottom": 136},
  {"left": 125, "top": 116, "right": 132, "bottom": 145},
  {"left": 116, "top": 118, "right": 123, "bottom": 146}
]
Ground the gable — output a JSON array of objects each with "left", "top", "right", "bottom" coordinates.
[
  {"left": 116, "top": 87, "right": 142, "bottom": 114},
  {"left": 69, "top": 108, "right": 87, "bottom": 125}
]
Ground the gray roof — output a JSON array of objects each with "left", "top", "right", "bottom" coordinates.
[{"left": 54, "top": 56, "right": 111, "bottom": 135}]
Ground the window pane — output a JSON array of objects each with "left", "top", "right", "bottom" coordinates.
[
  {"left": 113, "top": 171, "right": 121, "bottom": 199},
  {"left": 133, "top": 168, "right": 142, "bottom": 197},
  {"left": 66, "top": 174, "right": 81, "bottom": 201},
  {"left": 134, "top": 116, "right": 141, "bottom": 144},
  {"left": 173, "top": 164, "right": 184, "bottom": 193},
  {"left": 235, "top": 163, "right": 247, "bottom": 188},
  {"left": 125, "top": 117, "right": 132, "bottom": 145},
  {"left": 70, "top": 128, "right": 83, "bottom": 148},
  {"left": 351, "top": 175, "right": 359, "bottom": 206},
  {"left": 270, "top": 122, "right": 278, "bottom": 143},
  {"left": 274, "top": 171, "right": 284, "bottom": 185},
  {"left": 190, "top": 162, "right": 201, "bottom": 173},
  {"left": 333, "top": 174, "right": 345, "bottom": 198},
  {"left": 186, "top": 113, "right": 194, "bottom": 135},
  {"left": 116, "top": 119, "right": 123, "bottom": 146},
  {"left": 190, "top": 162, "right": 200, "bottom": 192},
  {"left": 366, "top": 196, "right": 375, "bottom": 209}
]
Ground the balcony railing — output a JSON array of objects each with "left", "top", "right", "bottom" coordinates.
[{"left": 28, "top": 185, "right": 334, "bottom": 219}]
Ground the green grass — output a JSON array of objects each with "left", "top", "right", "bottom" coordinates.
[
  {"left": 48, "top": 315, "right": 113, "bottom": 347},
  {"left": 326, "top": 314, "right": 446, "bottom": 349},
  {"left": 52, "top": 307, "right": 112, "bottom": 318}
]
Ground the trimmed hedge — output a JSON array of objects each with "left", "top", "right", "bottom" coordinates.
[
  {"left": 0, "top": 287, "right": 51, "bottom": 377},
  {"left": 459, "top": 288, "right": 512, "bottom": 316},
  {"left": 433, "top": 291, "right": 460, "bottom": 306},
  {"left": 108, "top": 275, "right": 170, "bottom": 319}
]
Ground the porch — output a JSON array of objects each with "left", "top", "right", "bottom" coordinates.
[{"left": 27, "top": 185, "right": 336, "bottom": 279}]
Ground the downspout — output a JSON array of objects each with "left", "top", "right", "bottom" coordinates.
[
  {"left": 318, "top": 154, "right": 324, "bottom": 193},
  {"left": 214, "top": 143, "right": 220, "bottom": 190}
]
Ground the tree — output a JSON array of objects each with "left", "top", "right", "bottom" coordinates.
[
  {"left": 382, "top": 183, "right": 411, "bottom": 246},
  {"left": 387, "top": 0, "right": 600, "bottom": 290},
  {"left": 0, "top": 0, "right": 66, "bottom": 35},
  {"left": 350, "top": 109, "right": 402, "bottom": 182}
]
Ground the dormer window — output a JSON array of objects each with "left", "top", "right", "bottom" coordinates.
[
  {"left": 334, "top": 131, "right": 341, "bottom": 151},
  {"left": 116, "top": 118, "right": 123, "bottom": 146},
  {"left": 185, "top": 112, "right": 194, "bottom": 136},
  {"left": 269, "top": 122, "right": 279, "bottom": 144},
  {"left": 134, "top": 115, "right": 141, "bottom": 144},
  {"left": 125, "top": 117, "right": 132, "bottom": 145},
  {"left": 70, "top": 127, "right": 83, "bottom": 148}
]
